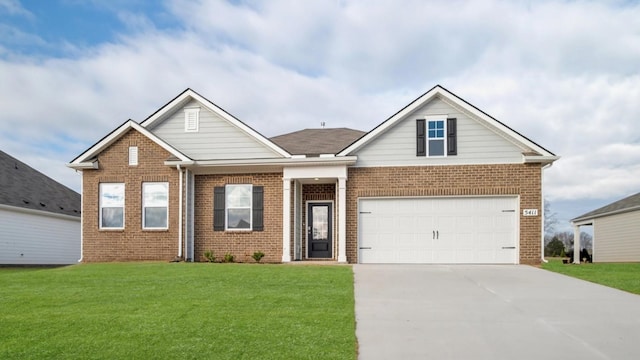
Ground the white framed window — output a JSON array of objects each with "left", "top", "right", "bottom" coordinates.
[
  {"left": 143, "top": 182, "right": 168, "bottom": 229},
  {"left": 128, "top": 146, "right": 138, "bottom": 166},
  {"left": 426, "top": 116, "right": 446, "bottom": 156},
  {"left": 226, "top": 184, "right": 252, "bottom": 230},
  {"left": 184, "top": 107, "right": 200, "bottom": 132},
  {"left": 100, "top": 183, "right": 124, "bottom": 229}
]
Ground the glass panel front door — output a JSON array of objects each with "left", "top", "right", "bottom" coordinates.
[{"left": 308, "top": 203, "right": 332, "bottom": 258}]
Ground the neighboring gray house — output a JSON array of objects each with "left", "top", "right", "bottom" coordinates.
[
  {"left": 571, "top": 192, "right": 640, "bottom": 263},
  {"left": 0, "top": 150, "right": 81, "bottom": 265}
]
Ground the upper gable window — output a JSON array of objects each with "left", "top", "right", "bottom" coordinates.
[
  {"left": 417, "top": 116, "right": 457, "bottom": 157},
  {"left": 184, "top": 107, "right": 200, "bottom": 132},
  {"left": 427, "top": 120, "right": 446, "bottom": 156}
]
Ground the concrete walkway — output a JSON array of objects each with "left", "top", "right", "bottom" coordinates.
[{"left": 354, "top": 265, "right": 640, "bottom": 360}]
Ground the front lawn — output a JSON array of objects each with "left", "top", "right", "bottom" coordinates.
[
  {"left": 542, "top": 258, "right": 640, "bottom": 295},
  {"left": 0, "top": 263, "right": 356, "bottom": 359}
]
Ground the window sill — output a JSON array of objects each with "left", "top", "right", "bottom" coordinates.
[{"left": 143, "top": 228, "right": 169, "bottom": 232}]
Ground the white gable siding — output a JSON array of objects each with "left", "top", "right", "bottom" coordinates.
[
  {"left": 150, "top": 100, "right": 282, "bottom": 160},
  {"left": 352, "top": 97, "right": 524, "bottom": 167},
  {"left": 593, "top": 210, "right": 640, "bottom": 262},
  {"left": 0, "top": 207, "right": 81, "bottom": 265}
]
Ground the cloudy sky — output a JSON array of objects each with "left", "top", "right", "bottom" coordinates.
[{"left": 1, "top": 0, "right": 639, "bottom": 233}]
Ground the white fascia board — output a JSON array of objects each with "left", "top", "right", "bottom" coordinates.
[
  {"left": 193, "top": 156, "right": 358, "bottom": 168},
  {"left": 0, "top": 203, "right": 81, "bottom": 222},
  {"left": 140, "top": 89, "right": 291, "bottom": 158},
  {"left": 523, "top": 155, "right": 561, "bottom": 164},
  {"left": 66, "top": 161, "right": 98, "bottom": 170},
  {"left": 572, "top": 206, "right": 640, "bottom": 224},
  {"left": 69, "top": 120, "right": 190, "bottom": 167}
]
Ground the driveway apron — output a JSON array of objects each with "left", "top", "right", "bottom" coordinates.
[{"left": 354, "top": 265, "right": 640, "bottom": 360}]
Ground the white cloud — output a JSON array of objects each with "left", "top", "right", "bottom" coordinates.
[
  {"left": 0, "top": 0, "right": 32, "bottom": 17},
  {"left": 0, "top": 0, "right": 639, "bottom": 210}
]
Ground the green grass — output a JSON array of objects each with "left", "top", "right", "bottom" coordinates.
[
  {"left": 542, "top": 258, "right": 640, "bottom": 295},
  {"left": 0, "top": 263, "right": 356, "bottom": 359}
]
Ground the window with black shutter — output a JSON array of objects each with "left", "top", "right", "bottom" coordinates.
[
  {"left": 416, "top": 119, "right": 426, "bottom": 156},
  {"left": 213, "top": 185, "right": 264, "bottom": 231}
]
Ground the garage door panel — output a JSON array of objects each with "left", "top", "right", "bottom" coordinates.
[{"left": 359, "top": 197, "right": 518, "bottom": 264}]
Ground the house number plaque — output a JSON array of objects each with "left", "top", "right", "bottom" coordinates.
[{"left": 522, "top": 209, "right": 539, "bottom": 216}]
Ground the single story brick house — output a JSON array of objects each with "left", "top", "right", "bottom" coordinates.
[
  {"left": 68, "top": 85, "right": 558, "bottom": 264},
  {"left": 571, "top": 192, "right": 640, "bottom": 263},
  {"left": 1, "top": 150, "right": 81, "bottom": 265}
]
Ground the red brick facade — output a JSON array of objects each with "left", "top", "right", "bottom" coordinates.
[
  {"left": 345, "top": 163, "right": 543, "bottom": 264},
  {"left": 193, "top": 173, "right": 283, "bottom": 263},
  {"left": 81, "top": 129, "right": 180, "bottom": 262},
  {"left": 80, "top": 132, "right": 543, "bottom": 265}
]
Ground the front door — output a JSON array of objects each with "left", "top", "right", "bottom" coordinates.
[{"left": 307, "top": 202, "right": 333, "bottom": 258}]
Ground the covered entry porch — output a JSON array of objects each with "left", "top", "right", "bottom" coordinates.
[{"left": 282, "top": 164, "right": 350, "bottom": 263}]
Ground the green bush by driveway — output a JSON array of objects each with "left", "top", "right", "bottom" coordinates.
[{"left": 0, "top": 263, "right": 356, "bottom": 359}]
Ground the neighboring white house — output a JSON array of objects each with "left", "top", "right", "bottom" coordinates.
[
  {"left": 0, "top": 150, "right": 81, "bottom": 265},
  {"left": 571, "top": 192, "right": 640, "bottom": 263}
]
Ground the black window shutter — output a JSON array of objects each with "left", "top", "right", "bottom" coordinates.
[
  {"left": 252, "top": 186, "right": 264, "bottom": 231},
  {"left": 416, "top": 119, "right": 426, "bottom": 156},
  {"left": 447, "top": 118, "right": 457, "bottom": 156},
  {"left": 213, "top": 187, "right": 225, "bottom": 231}
]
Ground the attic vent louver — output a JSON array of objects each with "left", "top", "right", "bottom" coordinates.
[{"left": 184, "top": 107, "right": 200, "bottom": 132}]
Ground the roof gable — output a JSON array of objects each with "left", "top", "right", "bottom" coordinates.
[
  {"left": 1, "top": 150, "right": 80, "bottom": 217},
  {"left": 338, "top": 85, "right": 557, "bottom": 162},
  {"left": 572, "top": 192, "right": 640, "bottom": 222},
  {"left": 141, "top": 89, "right": 290, "bottom": 159},
  {"left": 68, "top": 120, "right": 189, "bottom": 168}
]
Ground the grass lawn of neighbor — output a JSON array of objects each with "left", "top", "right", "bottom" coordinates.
[
  {"left": 542, "top": 258, "right": 640, "bottom": 295},
  {"left": 0, "top": 263, "right": 356, "bottom": 360}
]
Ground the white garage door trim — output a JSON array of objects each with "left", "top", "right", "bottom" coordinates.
[{"left": 358, "top": 196, "right": 520, "bottom": 264}]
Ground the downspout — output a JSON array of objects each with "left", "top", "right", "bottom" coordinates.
[
  {"left": 78, "top": 170, "right": 84, "bottom": 263},
  {"left": 540, "top": 163, "right": 553, "bottom": 263},
  {"left": 177, "top": 164, "right": 184, "bottom": 260}
]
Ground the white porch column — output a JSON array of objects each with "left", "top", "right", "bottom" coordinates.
[
  {"left": 282, "top": 177, "right": 292, "bottom": 262},
  {"left": 337, "top": 177, "right": 347, "bottom": 263},
  {"left": 573, "top": 225, "right": 581, "bottom": 264}
]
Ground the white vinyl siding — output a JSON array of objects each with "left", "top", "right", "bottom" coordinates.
[
  {"left": 0, "top": 207, "right": 80, "bottom": 265},
  {"left": 150, "top": 99, "right": 282, "bottom": 160},
  {"left": 358, "top": 197, "right": 519, "bottom": 264},
  {"left": 593, "top": 210, "right": 640, "bottom": 262},
  {"left": 353, "top": 97, "right": 524, "bottom": 166}
]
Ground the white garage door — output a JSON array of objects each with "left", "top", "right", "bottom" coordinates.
[{"left": 358, "top": 197, "right": 518, "bottom": 264}]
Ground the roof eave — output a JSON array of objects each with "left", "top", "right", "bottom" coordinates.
[
  {"left": 191, "top": 156, "right": 358, "bottom": 168},
  {"left": 571, "top": 205, "right": 640, "bottom": 224},
  {"left": 523, "top": 155, "right": 560, "bottom": 164},
  {"left": 66, "top": 161, "right": 99, "bottom": 170}
]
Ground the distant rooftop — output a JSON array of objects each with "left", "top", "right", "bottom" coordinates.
[
  {"left": 270, "top": 128, "right": 366, "bottom": 156},
  {"left": 0, "top": 150, "right": 81, "bottom": 217},
  {"left": 572, "top": 191, "right": 640, "bottom": 222}
]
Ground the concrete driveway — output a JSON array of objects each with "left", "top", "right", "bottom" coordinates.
[{"left": 354, "top": 265, "right": 640, "bottom": 360}]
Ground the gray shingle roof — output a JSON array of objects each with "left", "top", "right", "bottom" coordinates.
[
  {"left": 572, "top": 191, "right": 640, "bottom": 222},
  {"left": 0, "top": 150, "right": 81, "bottom": 217},
  {"left": 270, "top": 128, "right": 366, "bottom": 156}
]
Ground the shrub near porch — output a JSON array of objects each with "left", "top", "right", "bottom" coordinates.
[{"left": 0, "top": 263, "right": 356, "bottom": 360}]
